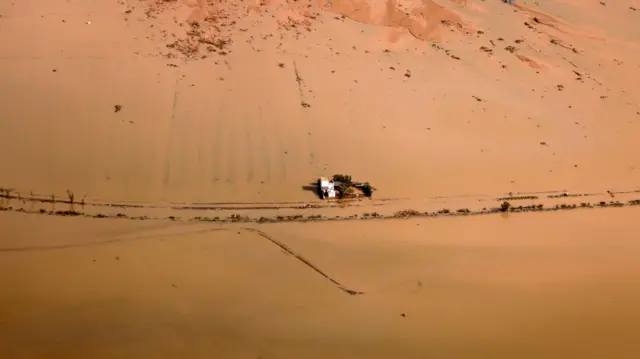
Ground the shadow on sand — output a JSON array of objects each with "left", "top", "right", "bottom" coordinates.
[{"left": 301, "top": 182, "right": 321, "bottom": 199}]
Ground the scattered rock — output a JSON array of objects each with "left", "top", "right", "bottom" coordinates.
[
  {"left": 401, "top": 313, "right": 407, "bottom": 317},
  {"left": 114, "top": 105, "right": 122, "bottom": 113},
  {"left": 404, "top": 70, "right": 411, "bottom": 78},
  {"left": 301, "top": 101, "right": 311, "bottom": 108},
  {"left": 277, "top": 63, "right": 285, "bottom": 68}
]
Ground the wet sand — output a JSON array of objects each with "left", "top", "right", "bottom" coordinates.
[{"left": 2, "top": 208, "right": 640, "bottom": 358}]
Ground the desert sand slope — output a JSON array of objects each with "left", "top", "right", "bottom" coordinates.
[
  {"left": 0, "top": 0, "right": 639, "bottom": 204},
  {"left": 2, "top": 207, "right": 640, "bottom": 358},
  {"left": 1, "top": 1, "right": 639, "bottom": 357}
]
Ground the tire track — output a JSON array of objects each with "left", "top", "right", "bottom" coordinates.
[
  {"left": 292, "top": 60, "right": 317, "bottom": 171},
  {"left": 242, "top": 227, "right": 364, "bottom": 296},
  {"left": 245, "top": 119, "right": 254, "bottom": 183},
  {"left": 225, "top": 102, "right": 237, "bottom": 184},
  {"left": 212, "top": 96, "right": 225, "bottom": 184},
  {"left": 1, "top": 187, "right": 638, "bottom": 212},
  {"left": 163, "top": 70, "right": 182, "bottom": 186},
  {"left": 0, "top": 227, "right": 224, "bottom": 253},
  {"left": 257, "top": 104, "right": 272, "bottom": 182},
  {"left": 0, "top": 223, "right": 364, "bottom": 296}
]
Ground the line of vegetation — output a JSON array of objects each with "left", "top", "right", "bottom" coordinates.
[
  {"left": 497, "top": 195, "right": 539, "bottom": 201},
  {"left": 547, "top": 193, "right": 585, "bottom": 198},
  {"left": 2, "top": 197, "right": 638, "bottom": 224},
  {"left": 331, "top": 174, "right": 374, "bottom": 199}
]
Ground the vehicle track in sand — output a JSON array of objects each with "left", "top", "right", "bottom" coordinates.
[
  {"left": 0, "top": 185, "right": 638, "bottom": 213},
  {"left": 0, "top": 222, "right": 364, "bottom": 296},
  {"left": 2, "top": 185, "right": 639, "bottom": 296}
]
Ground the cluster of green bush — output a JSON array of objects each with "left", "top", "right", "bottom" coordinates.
[{"left": 331, "top": 174, "right": 373, "bottom": 198}]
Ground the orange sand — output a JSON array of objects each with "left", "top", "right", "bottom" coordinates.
[
  {"left": 0, "top": 0, "right": 638, "bottom": 205},
  {"left": 1, "top": 0, "right": 640, "bottom": 356},
  {"left": 2, "top": 208, "right": 640, "bottom": 358}
]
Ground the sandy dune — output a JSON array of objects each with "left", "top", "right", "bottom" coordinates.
[
  {"left": 2, "top": 208, "right": 640, "bottom": 358},
  {"left": 1, "top": 0, "right": 640, "bottom": 357},
  {"left": 1, "top": 0, "right": 639, "bottom": 205}
]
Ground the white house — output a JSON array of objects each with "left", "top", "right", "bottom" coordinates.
[{"left": 318, "top": 177, "right": 336, "bottom": 199}]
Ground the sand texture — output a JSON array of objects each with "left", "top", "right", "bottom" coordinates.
[
  {"left": 1, "top": 0, "right": 639, "bottom": 205},
  {"left": 1, "top": 0, "right": 640, "bottom": 357},
  {"left": 2, "top": 208, "right": 640, "bottom": 358}
]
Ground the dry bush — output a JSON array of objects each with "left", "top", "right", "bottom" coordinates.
[
  {"left": 66, "top": 190, "right": 75, "bottom": 204},
  {"left": 394, "top": 209, "right": 421, "bottom": 218}
]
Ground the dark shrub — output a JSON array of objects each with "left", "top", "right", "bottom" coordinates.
[{"left": 362, "top": 182, "right": 373, "bottom": 197}]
